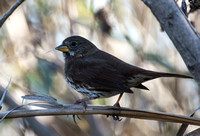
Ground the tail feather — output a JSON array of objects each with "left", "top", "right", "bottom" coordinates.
[
  {"left": 147, "top": 71, "right": 193, "bottom": 79},
  {"left": 127, "top": 70, "right": 192, "bottom": 89},
  {"left": 135, "top": 84, "right": 149, "bottom": 90}
]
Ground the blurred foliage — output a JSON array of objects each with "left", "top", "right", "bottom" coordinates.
[
  {"left": 25, "top": 58, "right": 60, "bottom": 93},
  {"left": 0, "top": 0, "right": 199, "bottom": 136}
]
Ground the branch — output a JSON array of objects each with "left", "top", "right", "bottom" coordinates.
[
  {"left": 0, "top": 86, "right": 60, "bottom": 136},
  {"left": 142, "top": 0, "right": 200, "bottom": 84},
  {"left": 0, "top": 0, "right": 25, "bottom": 28},
  {"left": 0, "top": 78, "right": 11, "bottom": 109},
  {"left": 1, "top": 104, "right": 200, "bottom": 125}
]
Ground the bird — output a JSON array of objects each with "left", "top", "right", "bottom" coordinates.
[{"left": 55, "top": 36, "right": 192, "bottom": 107}]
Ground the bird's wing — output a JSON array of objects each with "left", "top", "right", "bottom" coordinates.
[{"left": 68, "top": 60, "right": 133, "bottom": 94}]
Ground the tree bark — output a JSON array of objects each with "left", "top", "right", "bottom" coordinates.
[{"left": 142, "top": 0, "right": 200, "bottom": 84}]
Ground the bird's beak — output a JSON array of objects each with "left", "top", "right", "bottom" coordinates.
[{"left": 55, "top": 44, "right": 69, "bottom": 52}]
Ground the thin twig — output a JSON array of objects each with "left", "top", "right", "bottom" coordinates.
[
  {"left": 0, "top": 104, "right": 200, "bottom": 125},
  {"left": 0, "top": 86, "right": 60, "bottom": 136},
  {"left": 0, "top": 104, "right": 24, "bottom": 123},
  {"left": 176, "top": 105, "right": 200, "bottom": 136},
  {"left": 0, "top": 0, "right": 25, "bottom": 28},
  {"left": 0, "top": 78, "right": 11, "bottom": 109}
]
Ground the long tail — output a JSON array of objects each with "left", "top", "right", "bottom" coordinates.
[
  {"left": 127, "top": 70, "right": 192, "bottom": 90},
  {"left": 148, "top": 71, "right": 193, "bottom": 79}
]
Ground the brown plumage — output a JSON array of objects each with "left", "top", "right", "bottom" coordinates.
[{"left": 55, "top": 36, "right": 192, "bottom": 105}]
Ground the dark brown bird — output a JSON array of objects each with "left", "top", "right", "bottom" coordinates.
[{"left": 55, "top": 36, "right": 192, "bottom": 107}]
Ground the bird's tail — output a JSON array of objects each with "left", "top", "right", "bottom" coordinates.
[
  {"left": 127, "top": 70, "right": 192, "bottom": 90},
  {"left": 148, "top": 71, "right": 193, "bottom": 79}
]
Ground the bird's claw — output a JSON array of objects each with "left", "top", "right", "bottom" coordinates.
[
  {"left": 106, "top": 102, "right": 122, "bottom": 121},
  {"left": 73, "top": 114, "right": 81, "bottom": 124},
  {"left": 72, "top": 100, "right": 88, "bottom": 124},
  {"left": 107, "top": 114, "right": 122, "bottom": 121}
]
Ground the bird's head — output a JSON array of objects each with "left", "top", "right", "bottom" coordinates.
[{"left": 55, "top": 36, "right": 98, "bottom": 58}]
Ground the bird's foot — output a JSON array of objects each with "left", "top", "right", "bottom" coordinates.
[
  {"left": 72, "top": 114, "right": 81, "bottom": 124},
  {"left": 113, "top": 102, "right": 120, "bottom": 108},
  {"left": 107, "top": 102, "right": 122, "bottom": 121},
  {"left": 72, "top": 100, "right": 88, "bottom": 124},
  {"left": 74, "top": 99, "right": 88, "bottom": 110}
]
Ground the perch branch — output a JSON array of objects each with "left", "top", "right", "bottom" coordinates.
[{"left": 1, "top": 104, "right": 200, "bottom": 125}]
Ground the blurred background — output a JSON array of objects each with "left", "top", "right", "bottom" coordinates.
[{"left": 0, "top": 0, "right": 199, "bottom": 135}]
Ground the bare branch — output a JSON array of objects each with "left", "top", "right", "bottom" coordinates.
[
  {"left": 0, "top": 78, "right": 11, "bottom": 109},
  {"left": 0, "top": 87, "right": 60, "bottom": 136},
  {"left": 0, "top": 0, "right": 25, "bottom": 28},
  {"left": 142, "top": 0, "right": 200, "bottom": 84},
  {"left": 176, "top": 105, "right": 200, "bottom": 135},
  {"left": 0, "top": 104, "right": 24, "bottom": 123},
  {"left": 1, "top": 104, "right": 200, "bottom": 125}
]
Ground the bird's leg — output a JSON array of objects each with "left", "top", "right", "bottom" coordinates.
[
  {"left": 113, "top": 93, "right": 123, "bottom": 107},
  {"left": 73, "top": 96, "right": 99, "bottom": 124},
  {"left": 107, "top": 93, "right": 123, "bottom": 121}
]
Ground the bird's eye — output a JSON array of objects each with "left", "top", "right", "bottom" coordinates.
[{"left": 71, "top": 41, "right": 77, "bottom": 47}]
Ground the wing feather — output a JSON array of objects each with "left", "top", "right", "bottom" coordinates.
[{"left": 67, "top": 59, "right": 133, "bottom": 93}]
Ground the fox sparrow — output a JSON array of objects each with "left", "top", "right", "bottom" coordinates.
[{"left": 55, "top": 36, "right": 192, "bottom": 107}]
